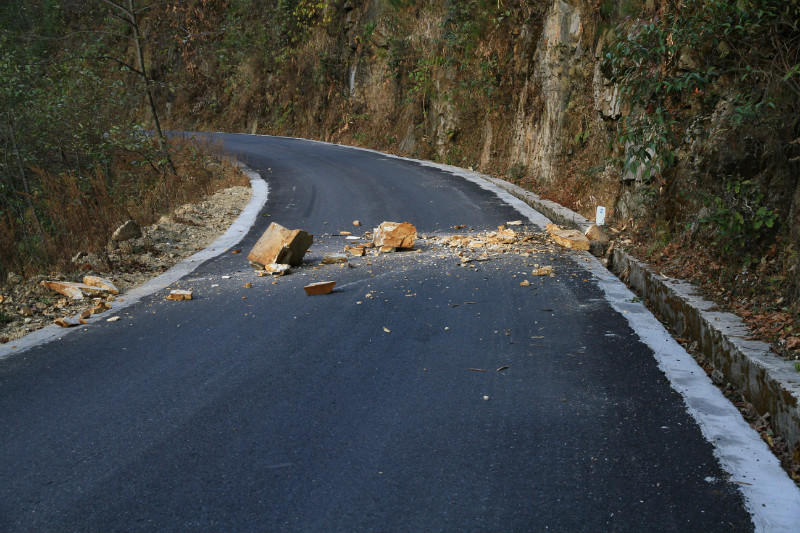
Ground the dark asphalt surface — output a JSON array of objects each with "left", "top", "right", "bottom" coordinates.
[{"left": 0, "top": 135, "right": 752, "bottom": 531}]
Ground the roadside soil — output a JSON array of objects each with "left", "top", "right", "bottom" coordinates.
[{"left": 0, "top": 185, "right": 252, "bottom": 344}]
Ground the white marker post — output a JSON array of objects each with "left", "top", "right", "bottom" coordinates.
[{"left": 596, "top": 206, "right": 606, "bottom": 226}]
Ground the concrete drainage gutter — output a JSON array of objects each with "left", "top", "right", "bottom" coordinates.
[{"left": 480, "top": 174, "right": 800, "bottom": 449}]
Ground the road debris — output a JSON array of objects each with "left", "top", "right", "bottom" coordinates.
[
  {"left": 383, "top": 327, "right": 391, "bottom": 333},
  {"left": 546, "top": 224, "right": 591, "bottom": 251},
  {"left": 248, "top": 222, "right": 313, "bottom": 269},
  {"left": 532, "top": 266, "right": 554, "bottom": 276},
  {"left": 353, "top": 220, "right": 362, "bottom": 226},
  {"left": 304, "top": 281, "right": 336, "bottom": 295},
  {"left": 259, "top": 263, "right": 291, "bottom": 276},
  {"left": 166, "top": 289, "right": 193, "bottom": 301},
  {"left": 107, "top": 316, "right": 121, "bottom": 322},
  {"left": 321, "top": 253, "right": 348, "bottom": 264},
  {"left": 373, "top": 221, "right": 417, "bottom": 249},
  {"left": 469, "top": 368, "right": 487, "bottom": 372},
  {"left": 345, "top": 245, "right": 366, "bottom": 257}
]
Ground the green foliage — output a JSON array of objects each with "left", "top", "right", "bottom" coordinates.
[
  {"left": 602, "top": 0, "right": 800, "bottom": 183},
  {"left": 700, "top": 179, "right": 778, "bottom": 256}
]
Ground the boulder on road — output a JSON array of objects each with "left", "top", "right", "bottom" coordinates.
[
  {"left": 248, "top": 222, "right": 313, "bottom": 268},
  {"left": 373, "top": 221, "right": 416, "bottom": 249}
]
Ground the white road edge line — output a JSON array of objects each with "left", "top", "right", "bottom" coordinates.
[
  {"left": 262, "top": 135, "right": 800, "bottom": 533},
  {"left": 433, "top": 158, "right": 800, "bottom": 533},
  {"left": 0, "top": 166, "right": 268, "bottom": 359}
]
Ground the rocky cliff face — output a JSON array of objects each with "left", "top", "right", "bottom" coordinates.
[{"left": 163, "top": 0, "right": 797, "bottom": 252}]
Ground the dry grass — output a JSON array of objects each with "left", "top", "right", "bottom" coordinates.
[{"left": 0, "top": 137, "right": 248, "bottom": 279}]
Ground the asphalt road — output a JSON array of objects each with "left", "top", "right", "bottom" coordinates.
[{"left": 0, "top": 135, "right": 792, "bottom": 531}]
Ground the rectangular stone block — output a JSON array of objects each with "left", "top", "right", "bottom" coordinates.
[{"left": 248, "top": 222, "right": 313, "bottom": 268}]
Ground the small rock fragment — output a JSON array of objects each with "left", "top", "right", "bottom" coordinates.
[
  {"left": 166, "top": 289, "right": 193, "bottom": 301},
  {"left": 304, "top": 281, "right": 336, "bottom": 295},
  {"left": 80, "top": 309, "right": 92, "bottom": 320},
  {"left": 111, "top": 220, "right": 142, "bottom": 242},
  {"left": 263, "top": 263, "right": 291, "bottom": 276},
  {"left": 107, "top": 316, "right": 121, "bottom": 322},
  {"left": 90, "top": 302, "right": 111, "bottom": 314},
  {"left": 519, "top": 280, "right": 530, "bottom": 287},
  {"left": 585, "top": 224, "right": 610, "bottom": 245},
  {"left": 379, "top": 246, "right": 396, "bottom": 253},
  {"left": 532, "top": 266, "right": 554, "bottom": 276},
  {"left": 243, "top": 282, "right": 252, "bottom": 288},
  {"left": 322, "top": 253, "right": 348, "bottom": 264},
  {"left": 339, "top": 231, "right": 352, "bottom": 236},
  {"left": 83, "top": 275, "right": 119, "bottom": 295},
  {"left": 507, "top": 220, "right": 522, "bottom": 226},
  {"left": 353, "top": 220, "right": 362, "bottom": 226},
  {"left": 383, "top": 327, "right": 391, "bottom": 333},
  {"left": 345, "top": 245, "right": 366, "bottom": 257},
  {"left": 55, "top": 317, "right": 80, "bottom": 328}
]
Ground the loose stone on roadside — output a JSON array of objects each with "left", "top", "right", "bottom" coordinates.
[
  {"left": 546, "top": 223, "right": 591, "bottom": 251},
  {"left": 111, "top": 220, "right": 142, "bottom": 242},
  {"left": 166, "top": 289, "right": 193, "bottom": 301}
]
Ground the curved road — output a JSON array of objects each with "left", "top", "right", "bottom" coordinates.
[{"left": 0, "top": 135, "right": 797, "bottom": 531}]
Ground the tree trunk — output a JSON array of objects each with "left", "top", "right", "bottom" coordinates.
[{"left": 123, "top": 0, "right": 178, "bottom": 176}]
